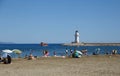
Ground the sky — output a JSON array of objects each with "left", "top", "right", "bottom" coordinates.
[{"left": 0, "top": 0, "right": 120, "bottom": 43}]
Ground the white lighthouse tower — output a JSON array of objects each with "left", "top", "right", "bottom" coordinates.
[{"left": 74, "top": 30, "right": 80, "bottom": 43}]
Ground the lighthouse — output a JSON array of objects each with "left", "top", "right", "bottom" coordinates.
[{"left": 74, "top": 30, "right": 80, "bottom": 43}]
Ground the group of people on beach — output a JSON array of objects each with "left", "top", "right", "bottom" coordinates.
[
  {"left": 65, "top": 48, "right": 87, "bottom": 56},
  {"left": 30, "top": 48, "right": 88, "bottom": 59},
  {"left": 0, "top": 48, "right": 118, "bottom": 63},
  {"left": 93, "top": 49, "right": 118, "bottom": 55},
  {"left": 24, "top": 48, "right": 84, "bottom": 60},
  {"left": 65, "top": 48, "right": 118, "bottom": 57},
  {"left": 24, "top": 50, "right": 50, "bottom": 60}
]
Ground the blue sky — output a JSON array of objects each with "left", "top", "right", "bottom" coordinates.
[{"left": 0, "top": 0, "right": 120, "bottom": 43}]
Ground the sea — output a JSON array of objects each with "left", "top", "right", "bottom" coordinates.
[{"left": 0, "top": 44, "right": 120, "bottom": 58}]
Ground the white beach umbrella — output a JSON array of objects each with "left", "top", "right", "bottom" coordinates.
[
  {"left": 76, "top": 51, "right": 83, "bottom": 55},
  {"left": 2, "top": 49, "right": 13, "bottom": 53}
]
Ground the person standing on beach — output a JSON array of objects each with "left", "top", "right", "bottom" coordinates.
[
  {"left": 70, "top": 49, "right": 73, "bottom": 57},
  {"left": 65, "top": 48, "right": 68, "bottom": 56},
  {"left": 53, "top": 51, "right": 56, "bottom": 57},
  {"left": 7, "top": 54, "right": 12, "bottom": 64}
]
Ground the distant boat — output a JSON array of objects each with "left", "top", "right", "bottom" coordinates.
[{"left": 40, "top": 42, "right": 48, "bottom": 46}]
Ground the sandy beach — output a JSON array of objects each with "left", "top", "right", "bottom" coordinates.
[{"left": 0, "top": 55, "right": 120, "bottom": 76}]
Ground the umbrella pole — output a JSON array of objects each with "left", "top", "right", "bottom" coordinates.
[{"left": 18, "top": 54, "right": 21, "bottom": 58}]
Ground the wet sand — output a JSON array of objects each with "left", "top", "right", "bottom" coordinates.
[{"left": 0, "top": 55, "right": 120, "bottom": 76}]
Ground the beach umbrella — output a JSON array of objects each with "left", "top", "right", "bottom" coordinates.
[
  {"left": 2, "top": 52, "right": 8, "bottom": 58},
  {"left": 12, "top": 49, "right": 22, "bottom": 54},
  {"left": 2, "top": 49, "right": 13, "bottom": 53},
  {"left": 72, "top": 52, "right": 81, "bottom": 58},
  {"left": 76, "top": 51, "right": 82, "bottom": 55},
  {"left": 12, "top": 49, "right": 22, "bottom": 58}
]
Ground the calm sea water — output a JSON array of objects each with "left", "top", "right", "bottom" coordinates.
[{"left": 0, "top": 44, "right": 120, "bottom": 58}]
